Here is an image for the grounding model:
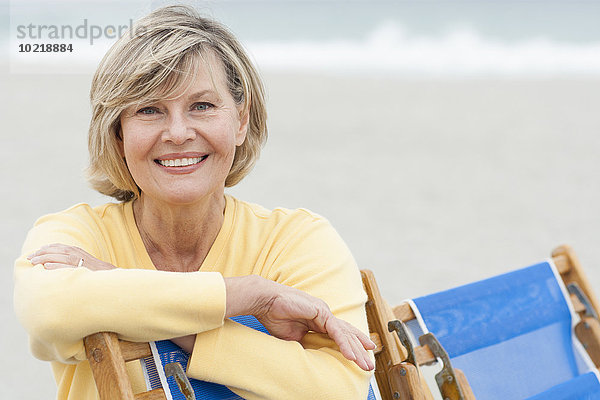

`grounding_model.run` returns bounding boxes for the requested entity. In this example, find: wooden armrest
[393,303,416,323]
[85,332,166,400]
[85,332,136,399]
[120,340,152,362]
